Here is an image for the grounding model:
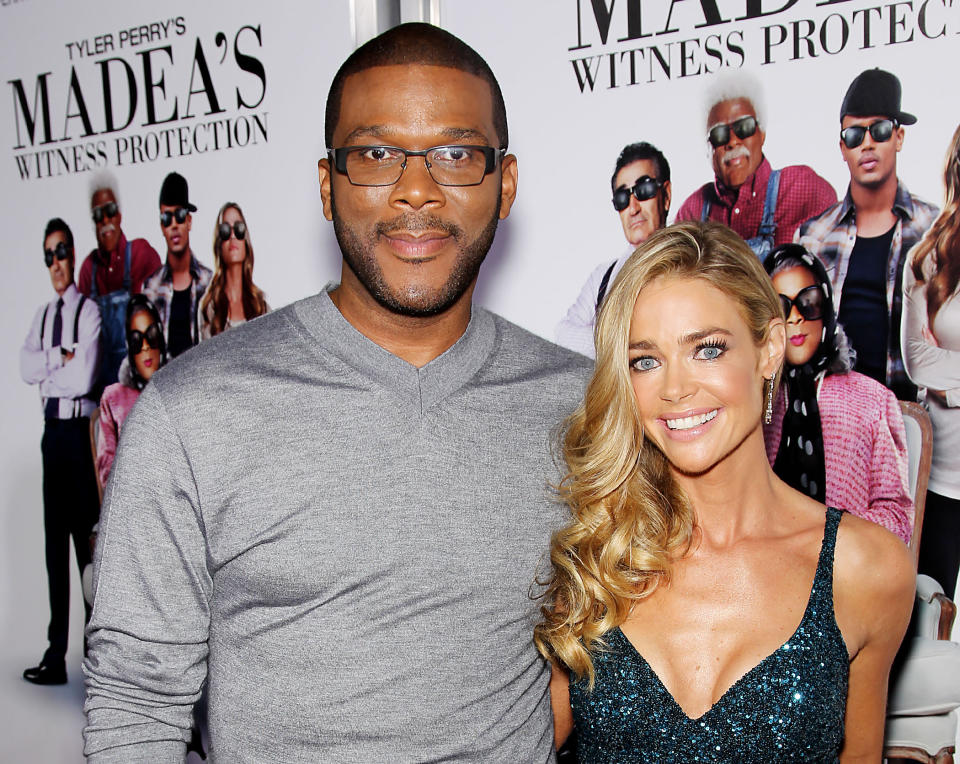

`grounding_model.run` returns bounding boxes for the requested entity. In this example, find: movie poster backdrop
[1,0,958,738]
